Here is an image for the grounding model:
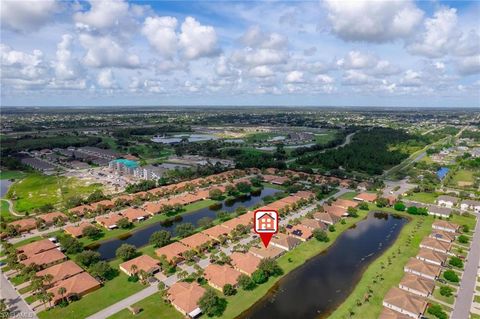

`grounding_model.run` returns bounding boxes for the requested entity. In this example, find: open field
[404,192,438,204]
[1,199,16,222]
[0,170,28,180]
[314,130,338,145]
[451,169,476,186]
[339,192,357,200]
[107,293,183,319]
[6,174,103,212]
